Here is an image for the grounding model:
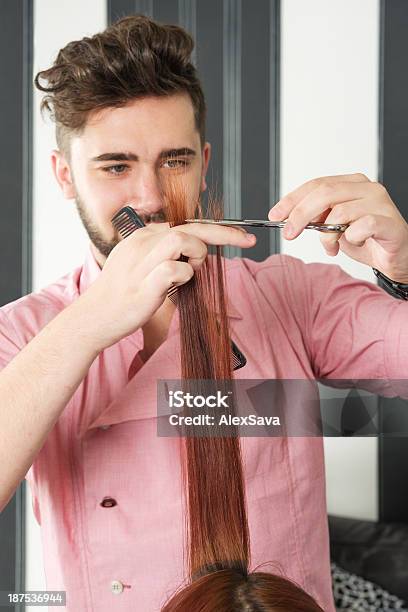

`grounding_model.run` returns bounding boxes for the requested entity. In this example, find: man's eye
[162,158,189,169]
[101,164,129,175]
